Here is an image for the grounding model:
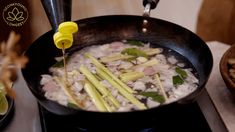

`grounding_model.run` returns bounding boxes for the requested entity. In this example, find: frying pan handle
[41,0,72,31]
[142,0,159,17]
